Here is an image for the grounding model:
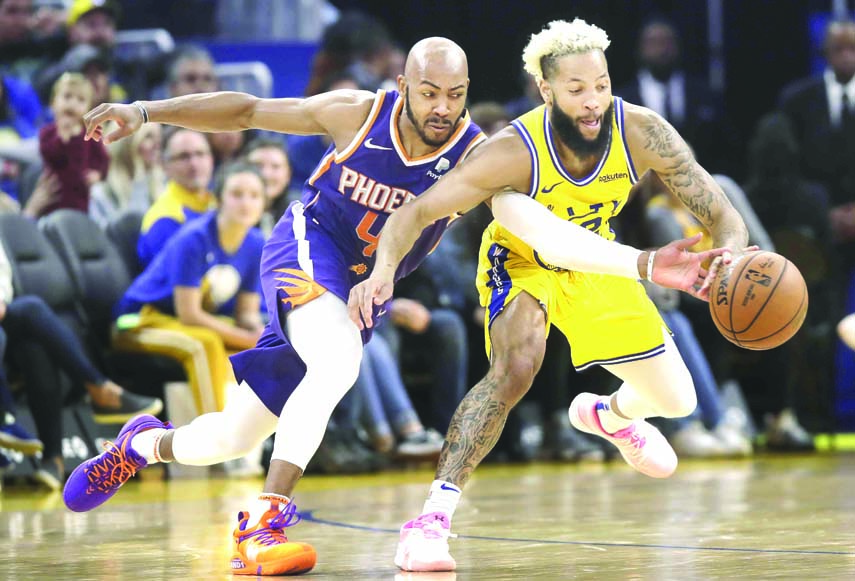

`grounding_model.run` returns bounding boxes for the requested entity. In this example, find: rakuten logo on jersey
[338,166,416,213]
